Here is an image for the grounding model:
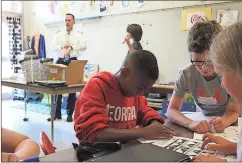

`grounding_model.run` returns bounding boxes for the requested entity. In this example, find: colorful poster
[182,8,212,31]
